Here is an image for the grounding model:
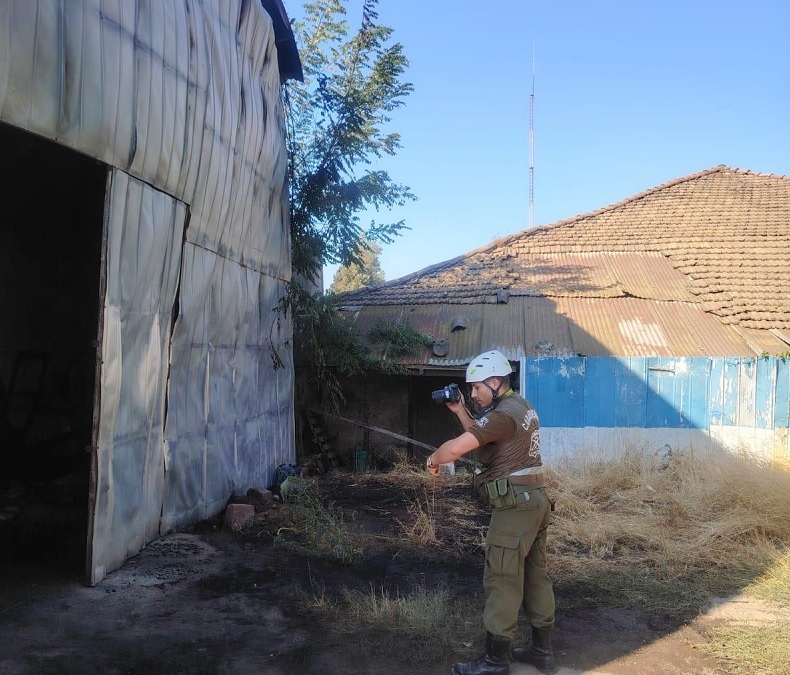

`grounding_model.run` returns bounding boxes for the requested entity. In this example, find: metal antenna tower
[529,44,535,229]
